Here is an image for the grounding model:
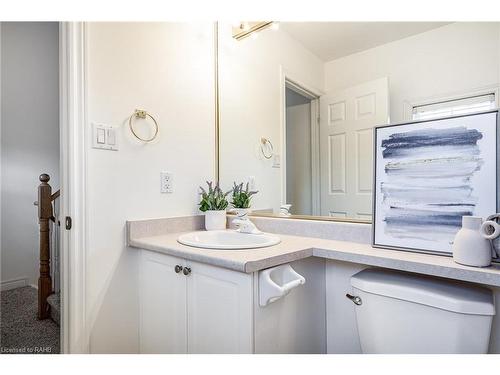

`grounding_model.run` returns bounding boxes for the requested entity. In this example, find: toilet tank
[350,268,495,354]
